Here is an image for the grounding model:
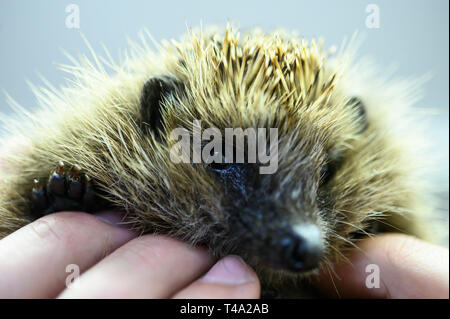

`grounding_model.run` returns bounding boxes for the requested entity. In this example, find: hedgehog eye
[320,160,339,185]
[347,97,368,133]
[140,75,183,140]
[320,164,331,184]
